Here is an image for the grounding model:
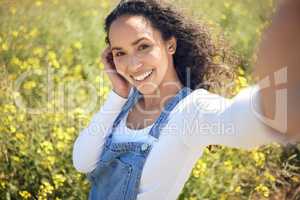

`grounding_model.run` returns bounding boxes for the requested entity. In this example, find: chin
[136,84,160,96]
